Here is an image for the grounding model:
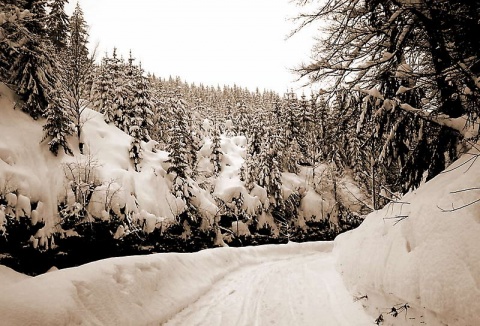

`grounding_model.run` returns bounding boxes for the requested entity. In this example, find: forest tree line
[1,0,479,273]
